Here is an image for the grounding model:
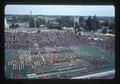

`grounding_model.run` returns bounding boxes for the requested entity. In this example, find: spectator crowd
[5,31,114,54]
